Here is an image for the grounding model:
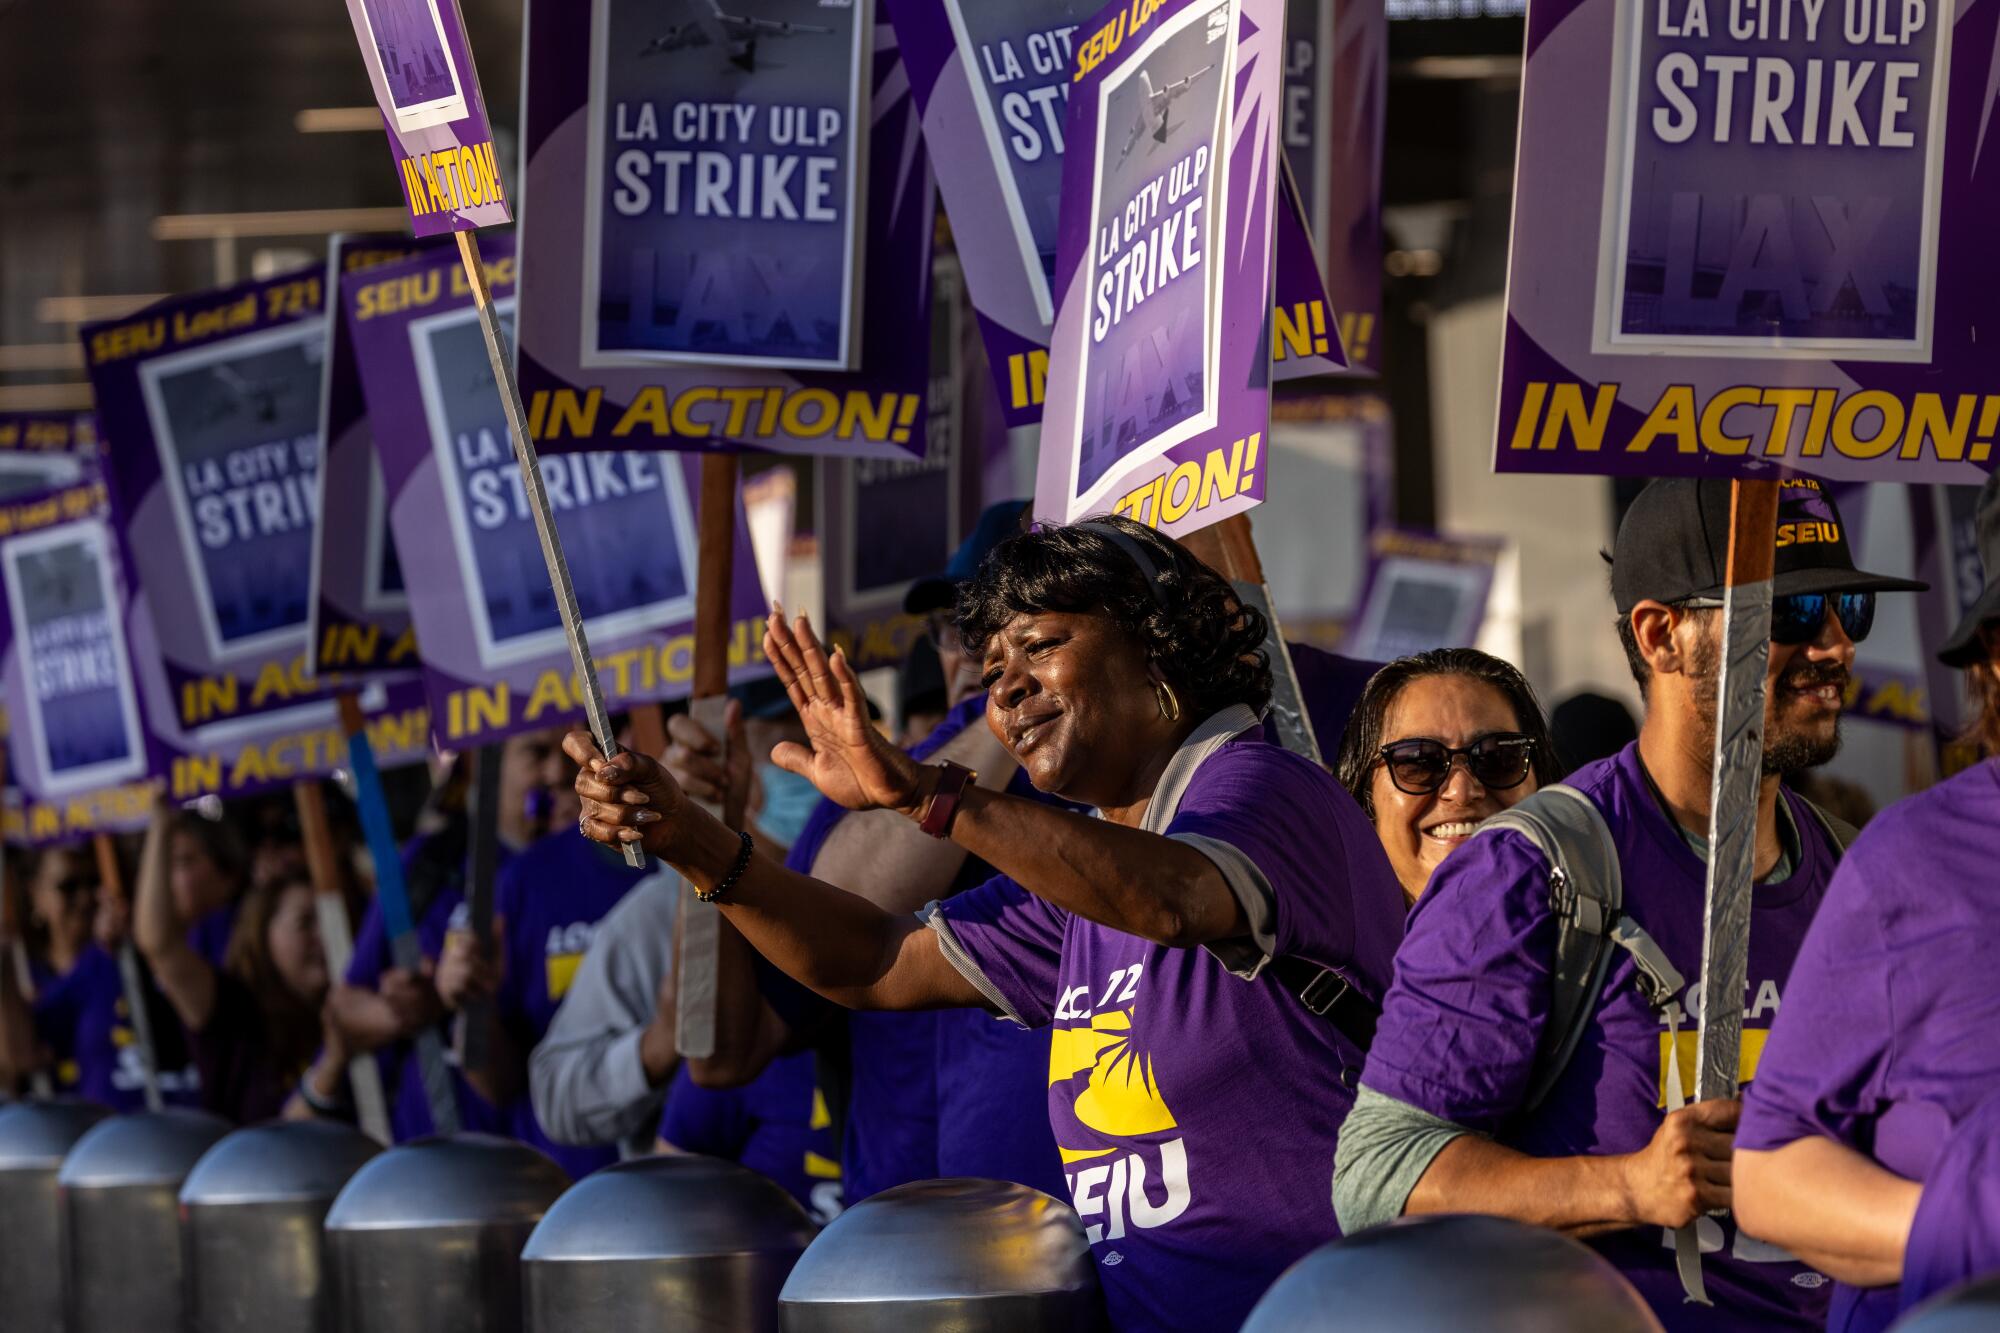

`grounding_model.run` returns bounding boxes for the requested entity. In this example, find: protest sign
[517,0,936,457]
[1341,526,1504,663]
[82,276,433,802]
[309,234,443,685]
[1495,0,1998,484]
[347,241,771,748]
[1033,0,1290,535]
[1284,0,1386,370]
[0,413,96,500]
[888,0,1348,425]
[0,479,157,844]
[339,0,511,236]
[820,256,982,670]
